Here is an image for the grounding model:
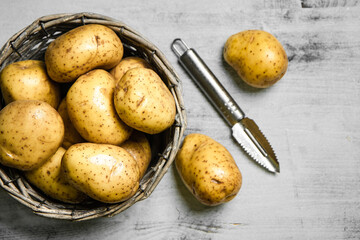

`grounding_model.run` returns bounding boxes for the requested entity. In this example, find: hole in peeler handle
[171,38,190,58]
